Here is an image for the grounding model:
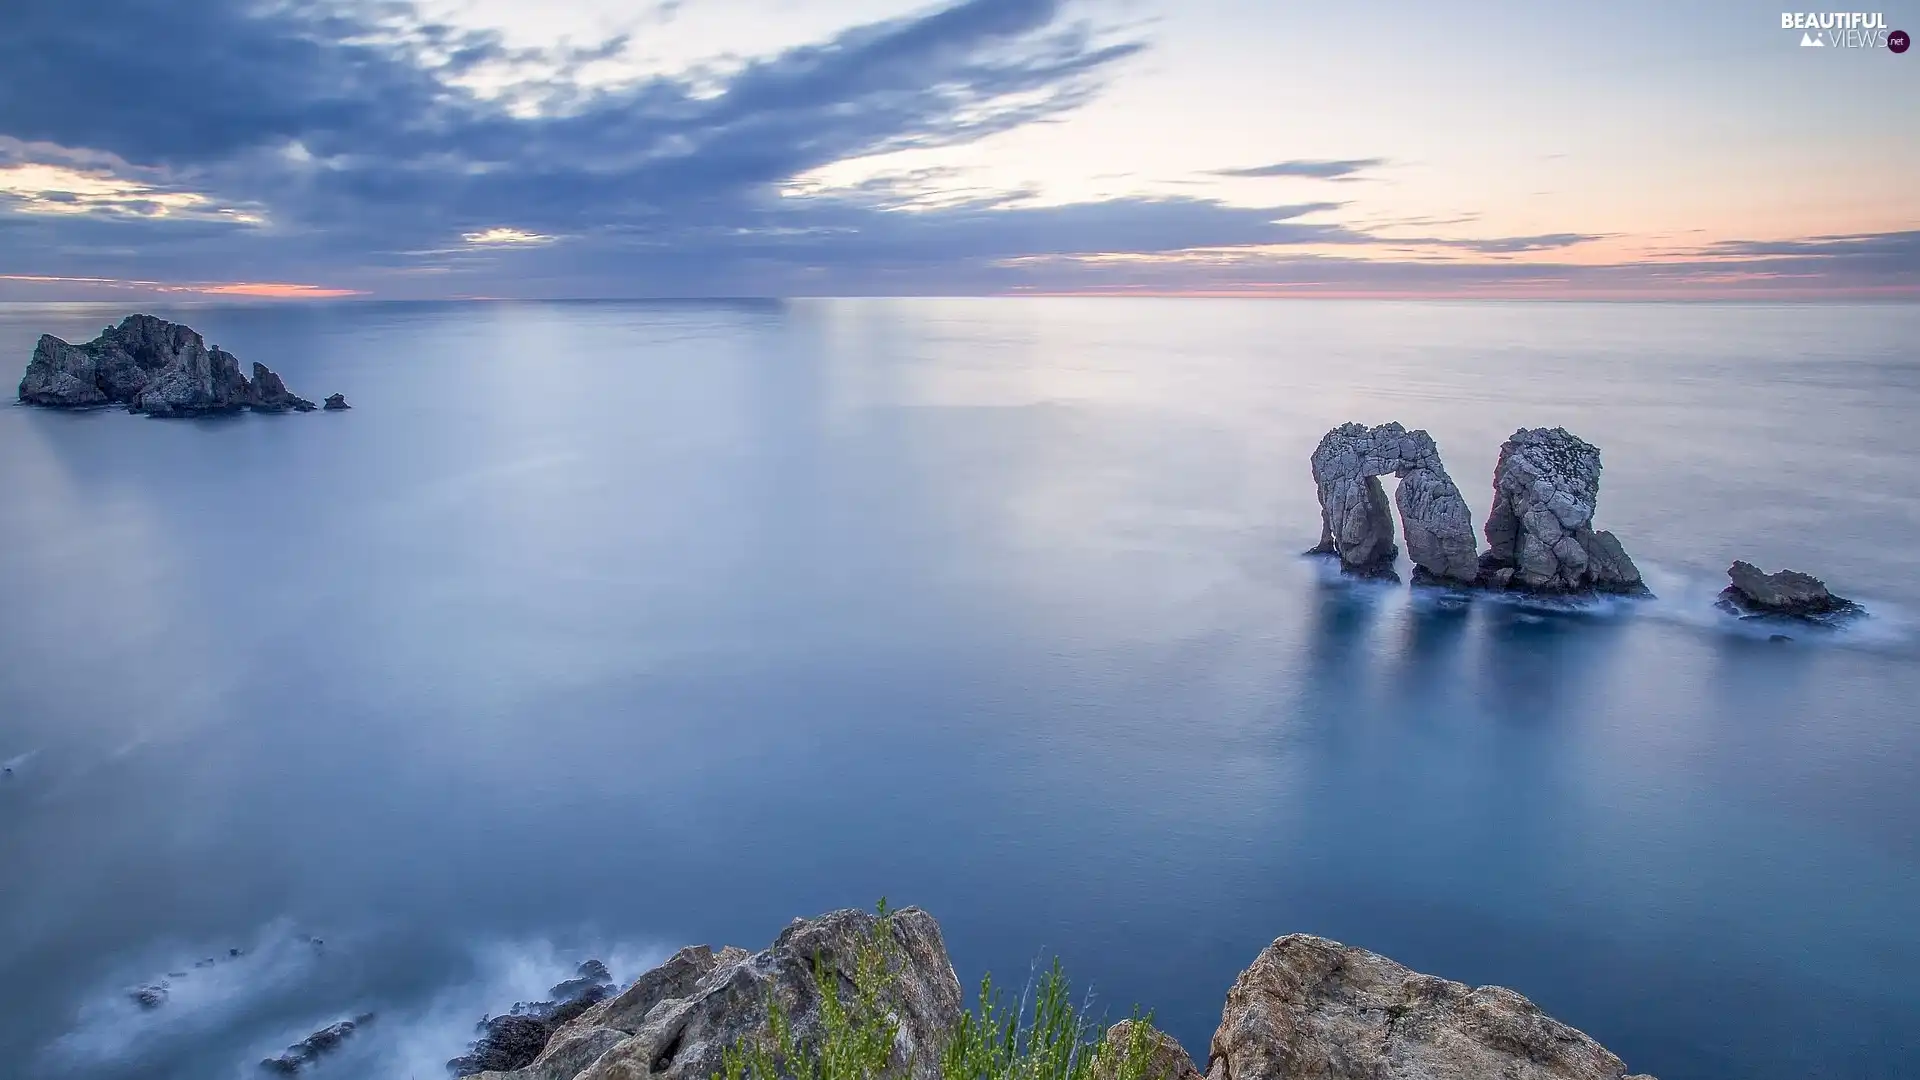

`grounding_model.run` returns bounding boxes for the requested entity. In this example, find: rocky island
[16,314,341,417]
[1717,561,1864,625]
[1308,423,1647,597]
[440,905,1654,1080]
